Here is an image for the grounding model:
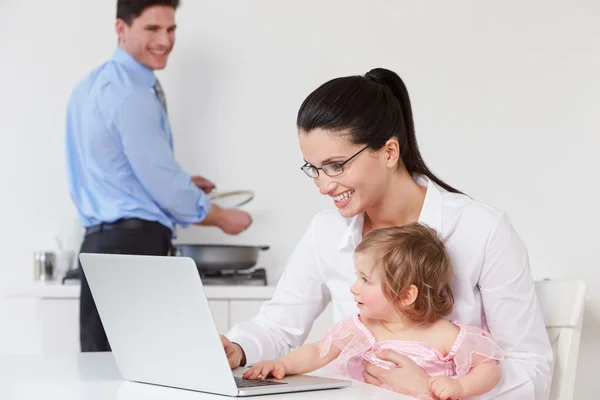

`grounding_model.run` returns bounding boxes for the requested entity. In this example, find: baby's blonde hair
[355,223,454,324]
